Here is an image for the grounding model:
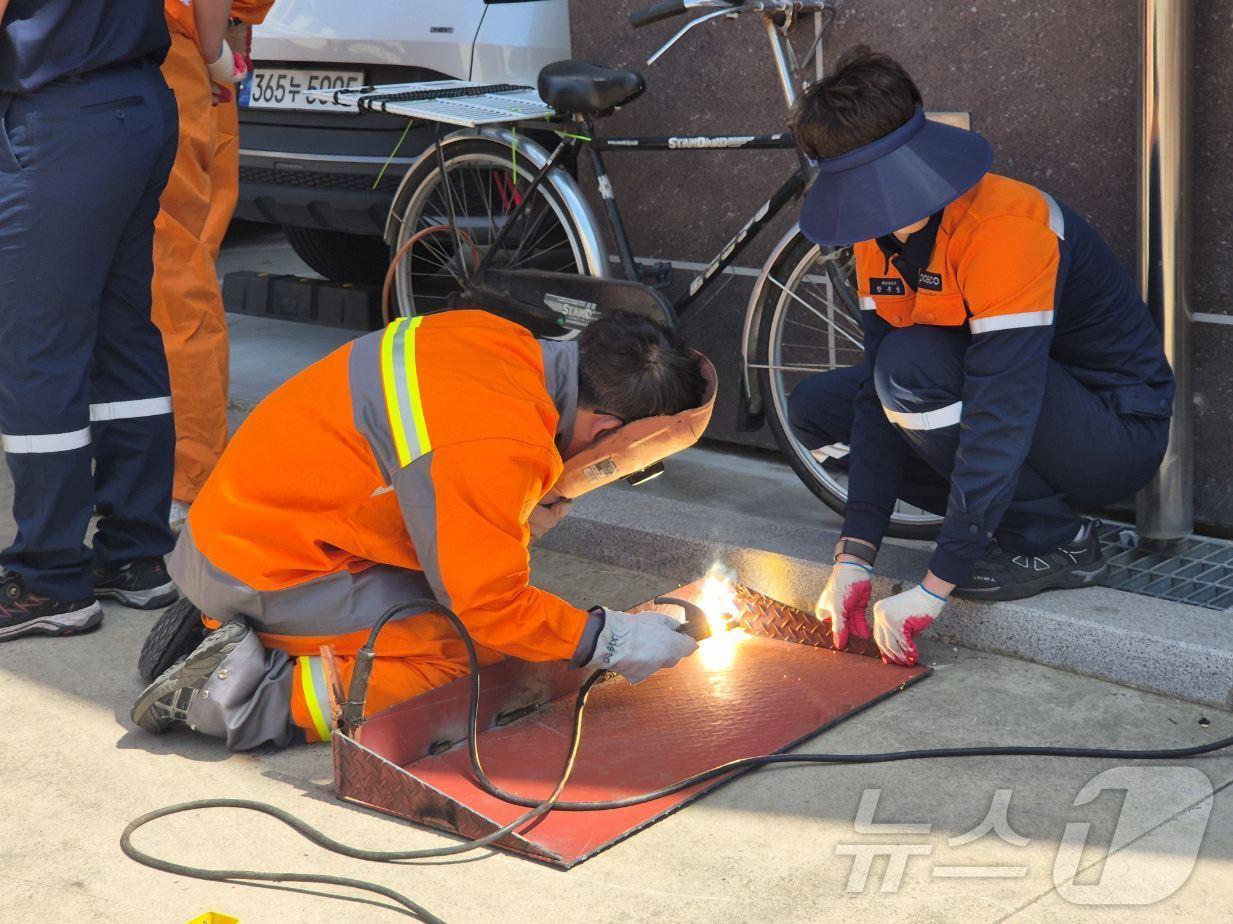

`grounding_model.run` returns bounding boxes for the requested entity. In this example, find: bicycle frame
[461,7,817,326]
[584,136,807,318]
